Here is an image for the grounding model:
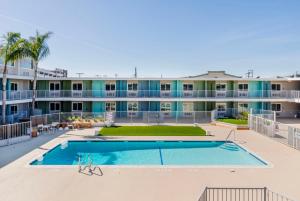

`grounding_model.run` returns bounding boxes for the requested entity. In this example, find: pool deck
[0,125,300,201]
